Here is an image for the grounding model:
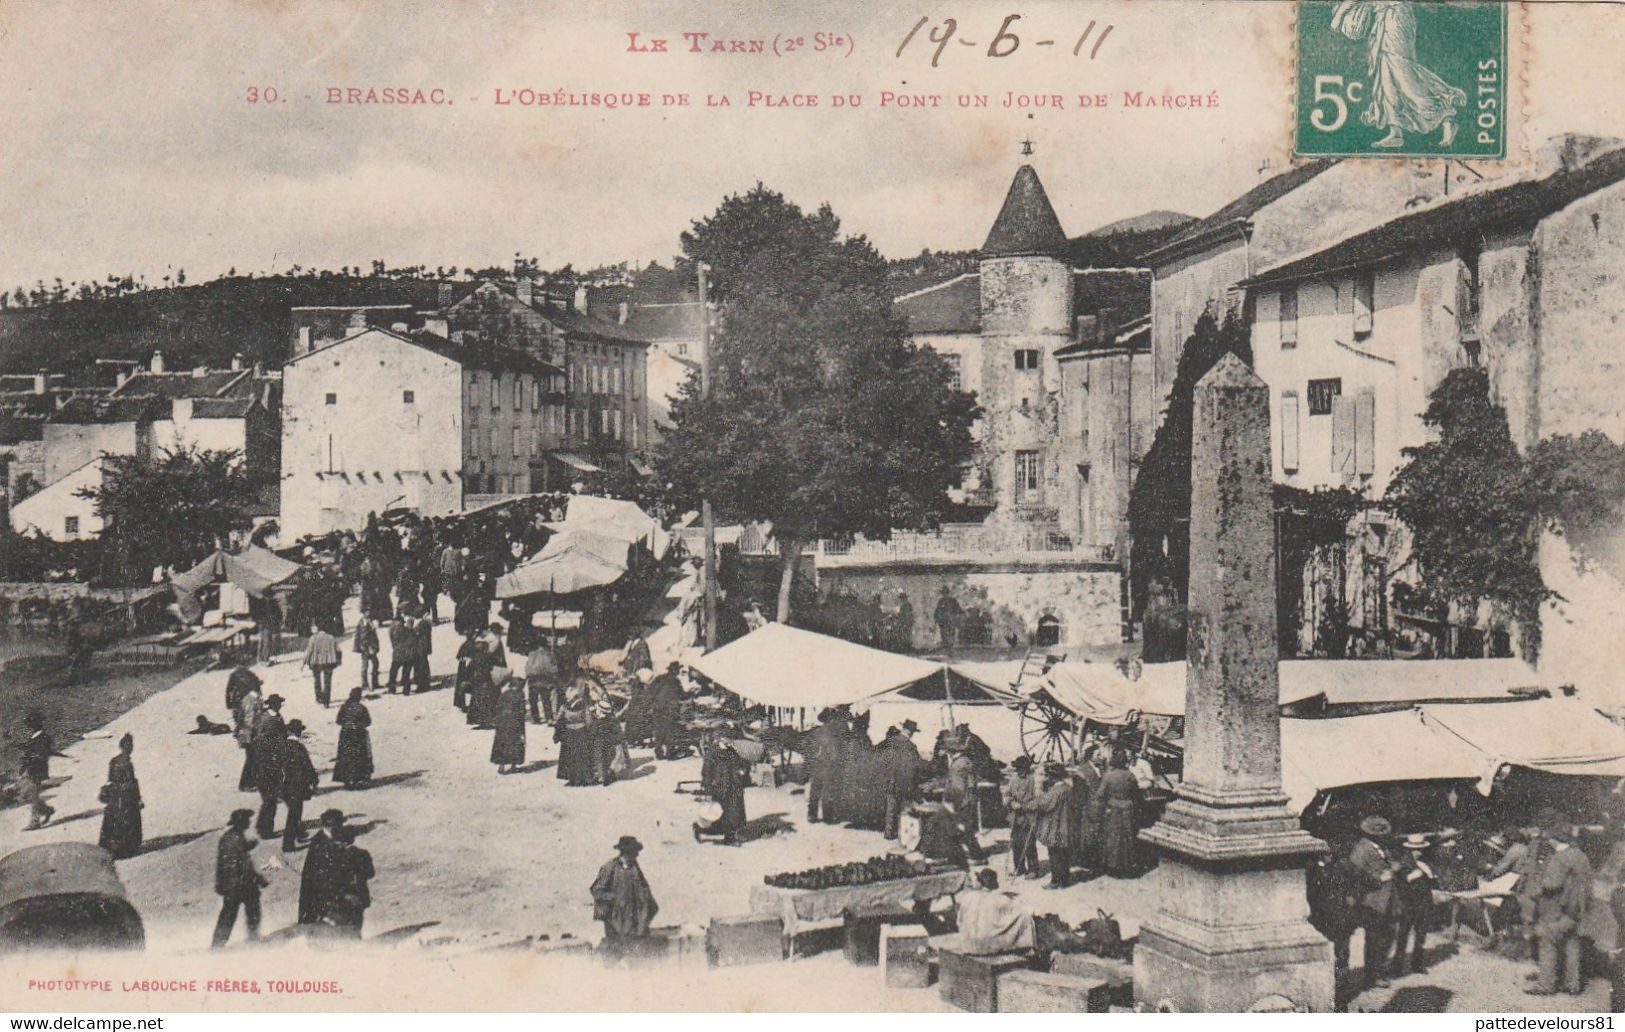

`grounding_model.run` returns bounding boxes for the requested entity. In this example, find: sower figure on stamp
[212,808,268,948]
[1330,0,1465,149]
[591,836,658,964]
